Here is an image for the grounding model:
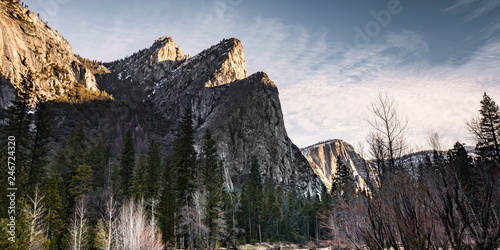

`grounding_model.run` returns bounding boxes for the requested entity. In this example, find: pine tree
[158,155,176,246]
[478,93,500,158]
[88,133,110,190]
[173,108,197,207]
[171,108,197,246]
[331,156,347,198]
[28,99,51,190]
[239,159,264,243]
[201,131,224,248]
[69,164,94,201]
[67,124,88,167]
[130,155,146,200]
[45,174,66,249]
[263,179,280,241]
[119,130,135,197]
[448,142,475,192]
[1,71,35,196]
[144,140,161,200]
[331,156,355,202]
